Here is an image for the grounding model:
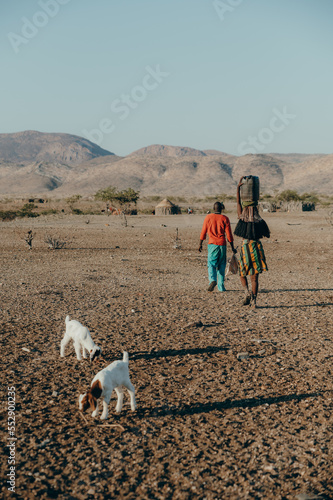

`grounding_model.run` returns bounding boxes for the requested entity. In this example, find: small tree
[94,186,139,213]
[277,190,301,202]
[66,194,82,214]
[24,230,35,249]
[19,203,39,218]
